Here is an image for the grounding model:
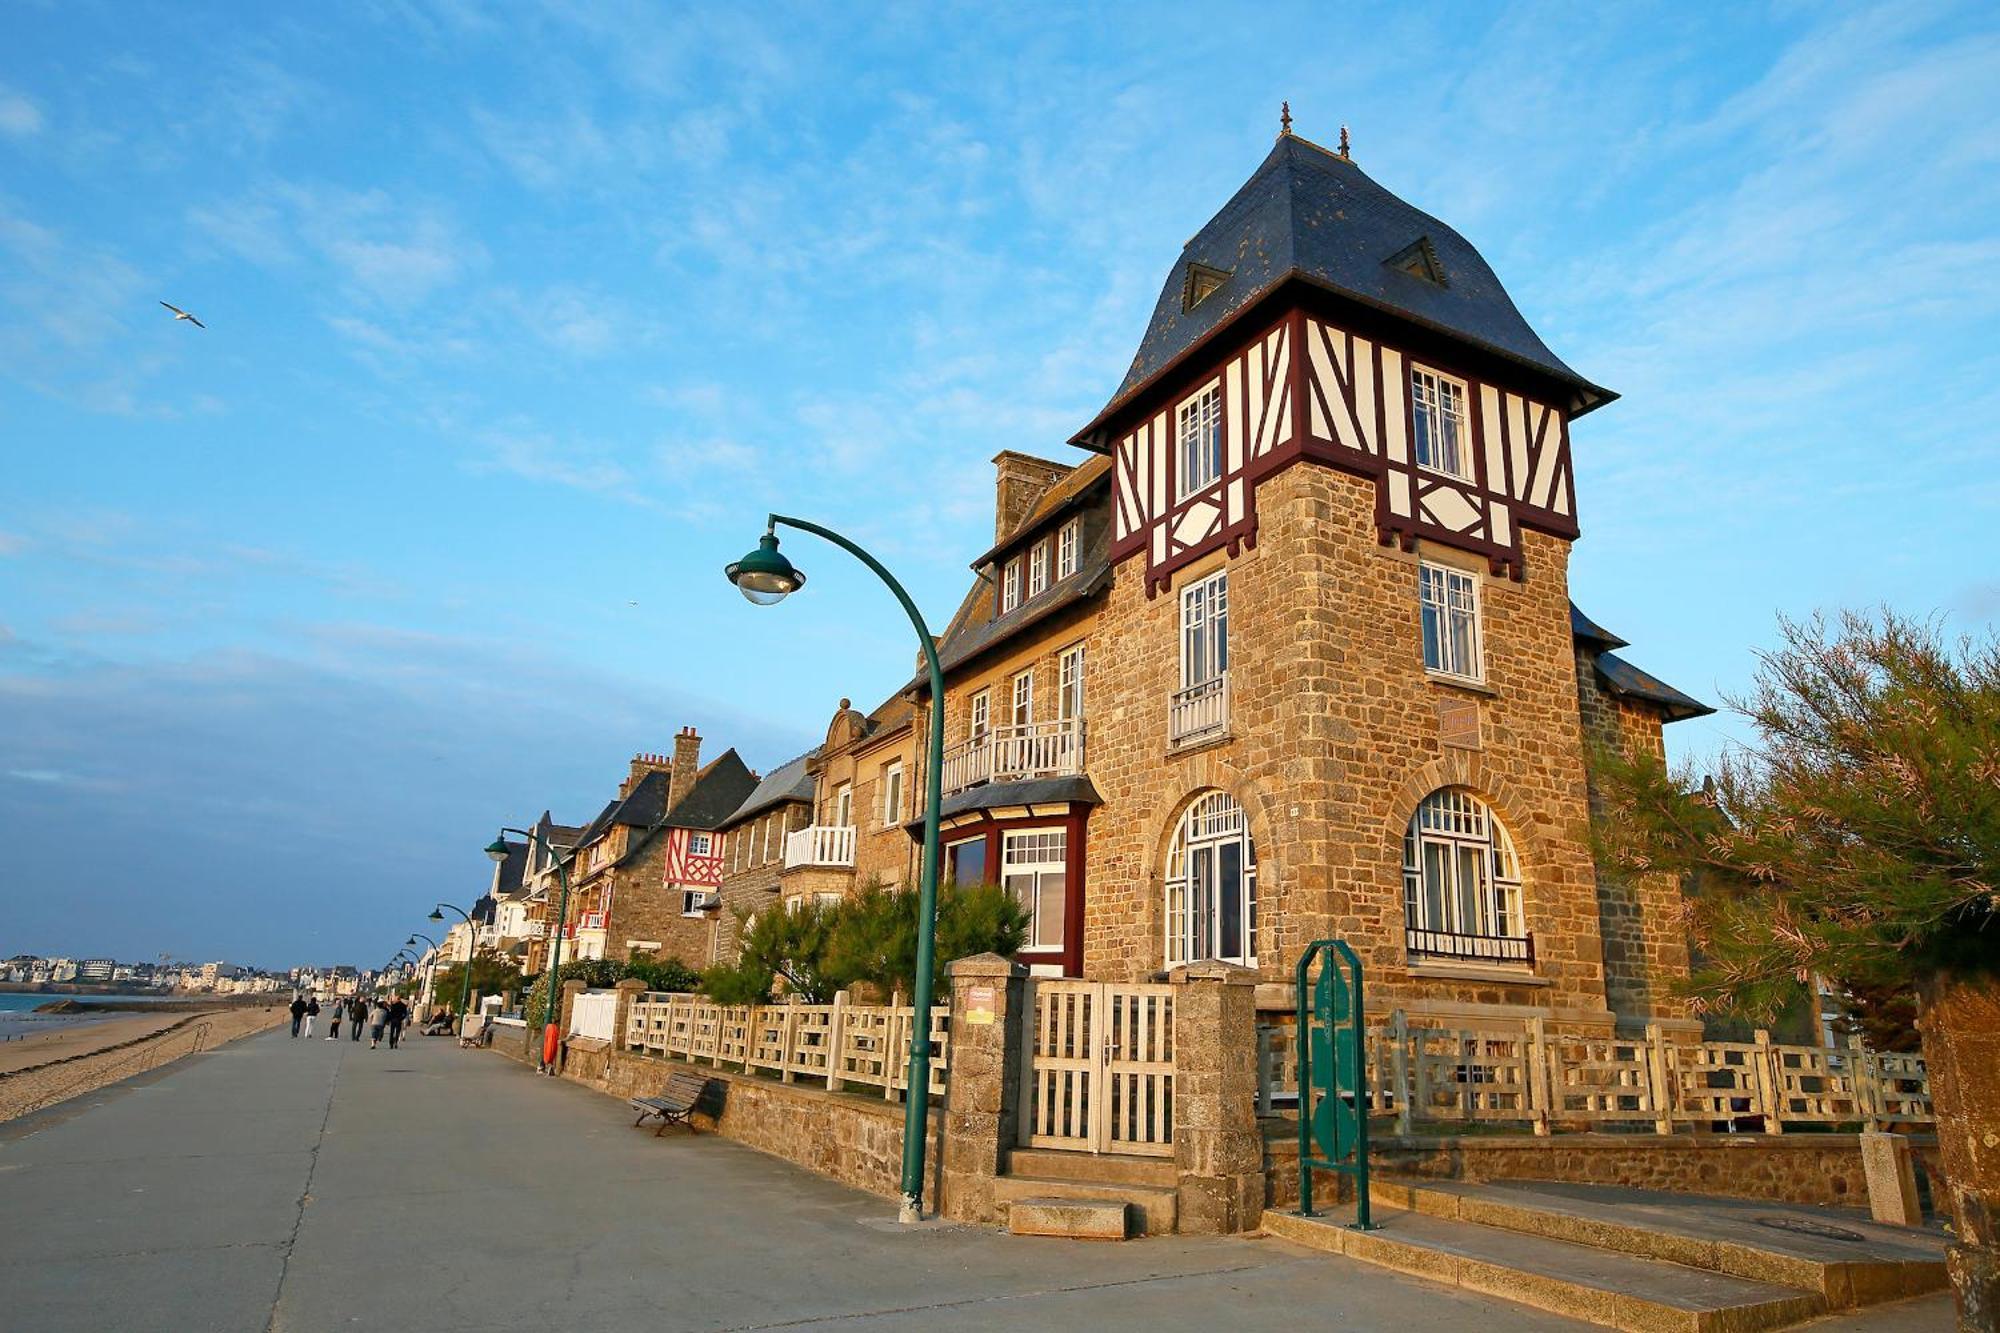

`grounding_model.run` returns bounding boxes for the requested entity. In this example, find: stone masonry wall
[1576,648,1693,1024]
[600,833,713,969]
[1083,463,1618,1027]
[538,1043,941,1209]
